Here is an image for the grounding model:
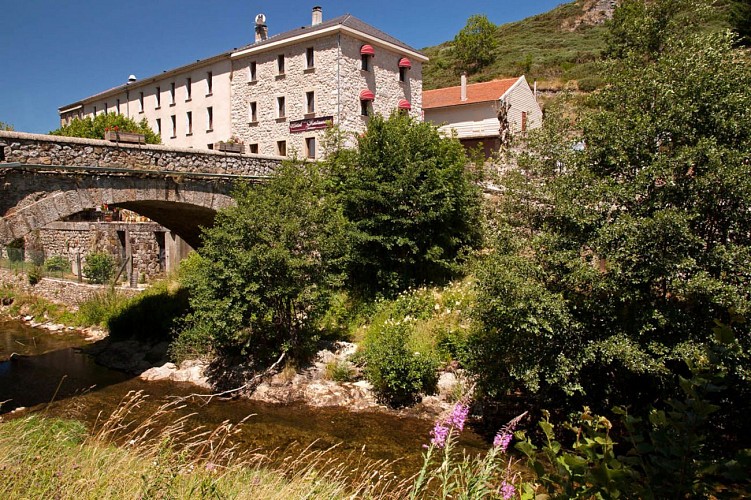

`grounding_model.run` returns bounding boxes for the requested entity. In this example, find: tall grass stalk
[0,391,414,499]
